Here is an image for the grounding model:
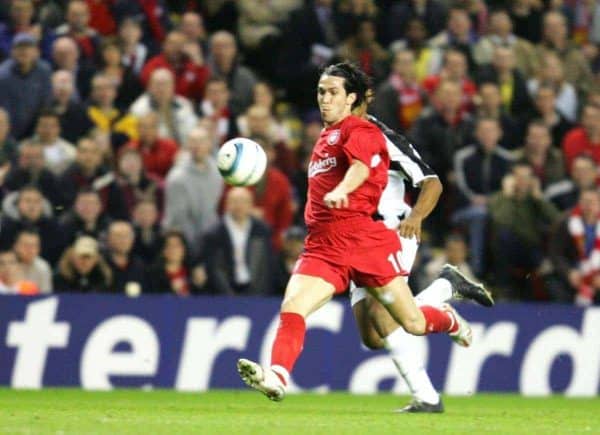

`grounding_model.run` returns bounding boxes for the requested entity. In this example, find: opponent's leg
[368,277,472,346]
[238,274,336,401]
[351,287,385,349]
[366,299,441,411]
